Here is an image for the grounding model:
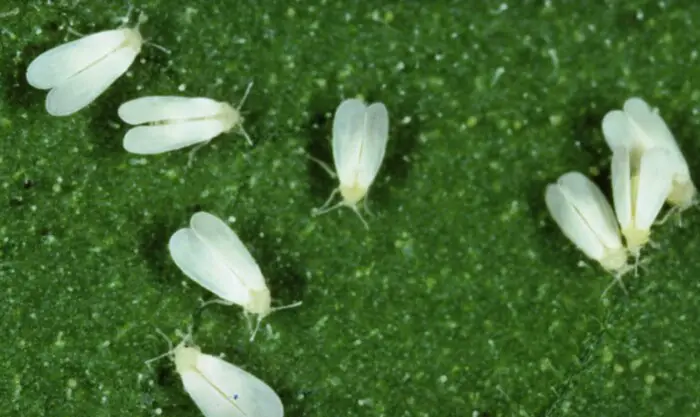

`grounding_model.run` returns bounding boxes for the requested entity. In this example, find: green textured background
[2,1,700,416]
